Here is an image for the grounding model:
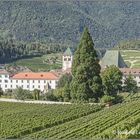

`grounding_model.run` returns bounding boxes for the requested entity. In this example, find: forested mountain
[0,36,68,63]
[0,1,140,48]
[114,39,140,50]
